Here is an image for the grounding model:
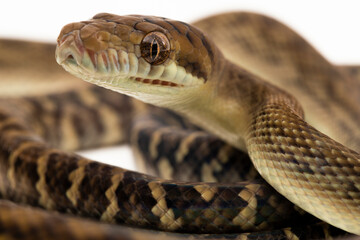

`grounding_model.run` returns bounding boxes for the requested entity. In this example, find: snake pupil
[150,40,159,61]
[141,32,170,65]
